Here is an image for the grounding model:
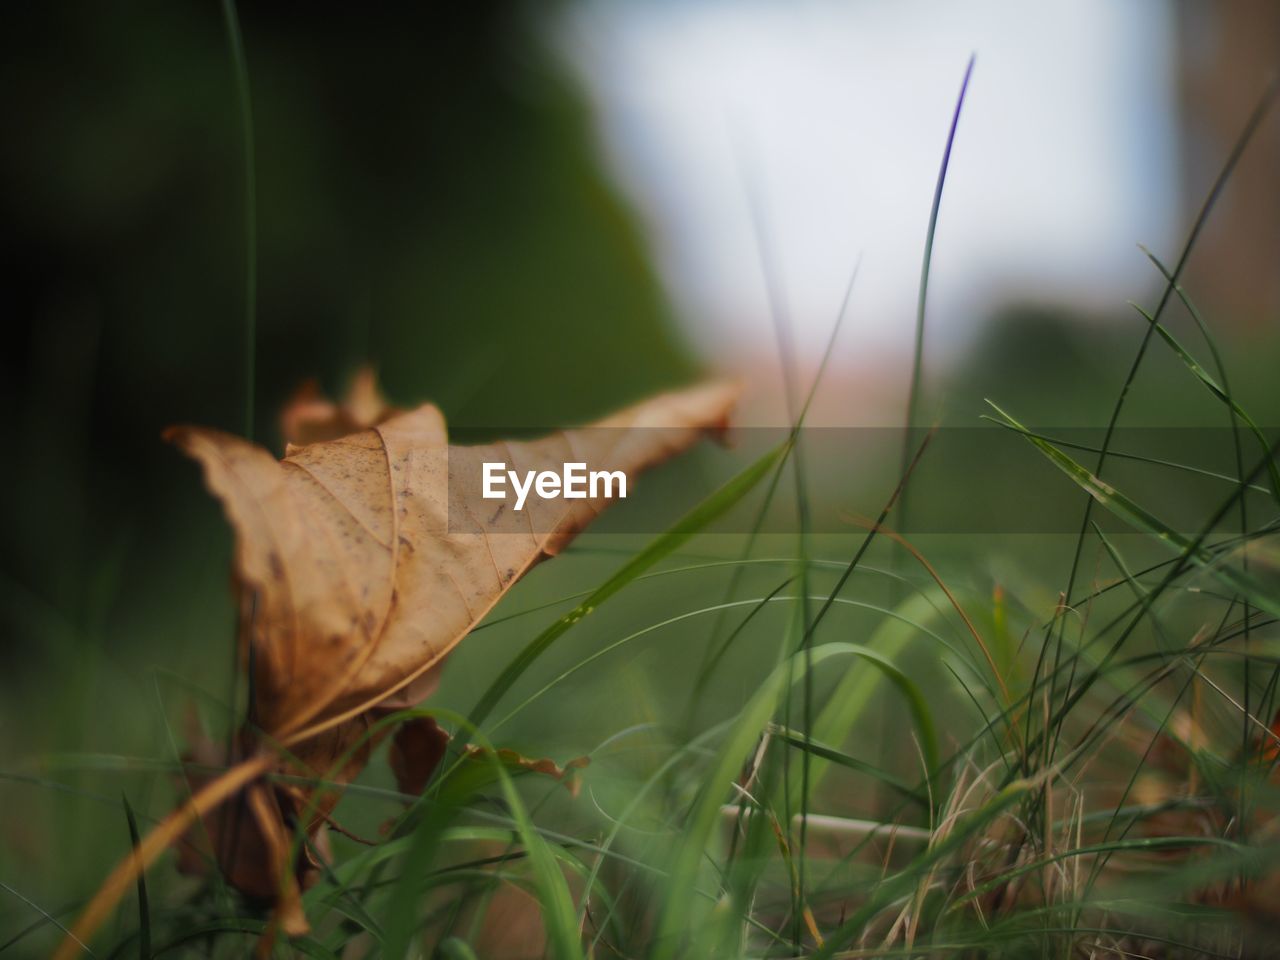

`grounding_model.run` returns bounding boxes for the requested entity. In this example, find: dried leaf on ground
[161,377,737,926]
